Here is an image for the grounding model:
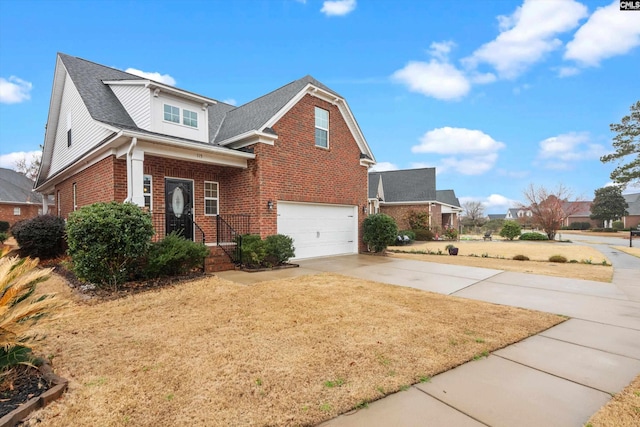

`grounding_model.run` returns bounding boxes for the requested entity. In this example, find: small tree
[522,184,580,240]
[14,150,42,181]
[363,213,398,253]
[500,221,522,241]
[600,101,640,188]
[405,210,429,230]
[66,202,154,288]
[590,186,628,227]
[461,201,485,230]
